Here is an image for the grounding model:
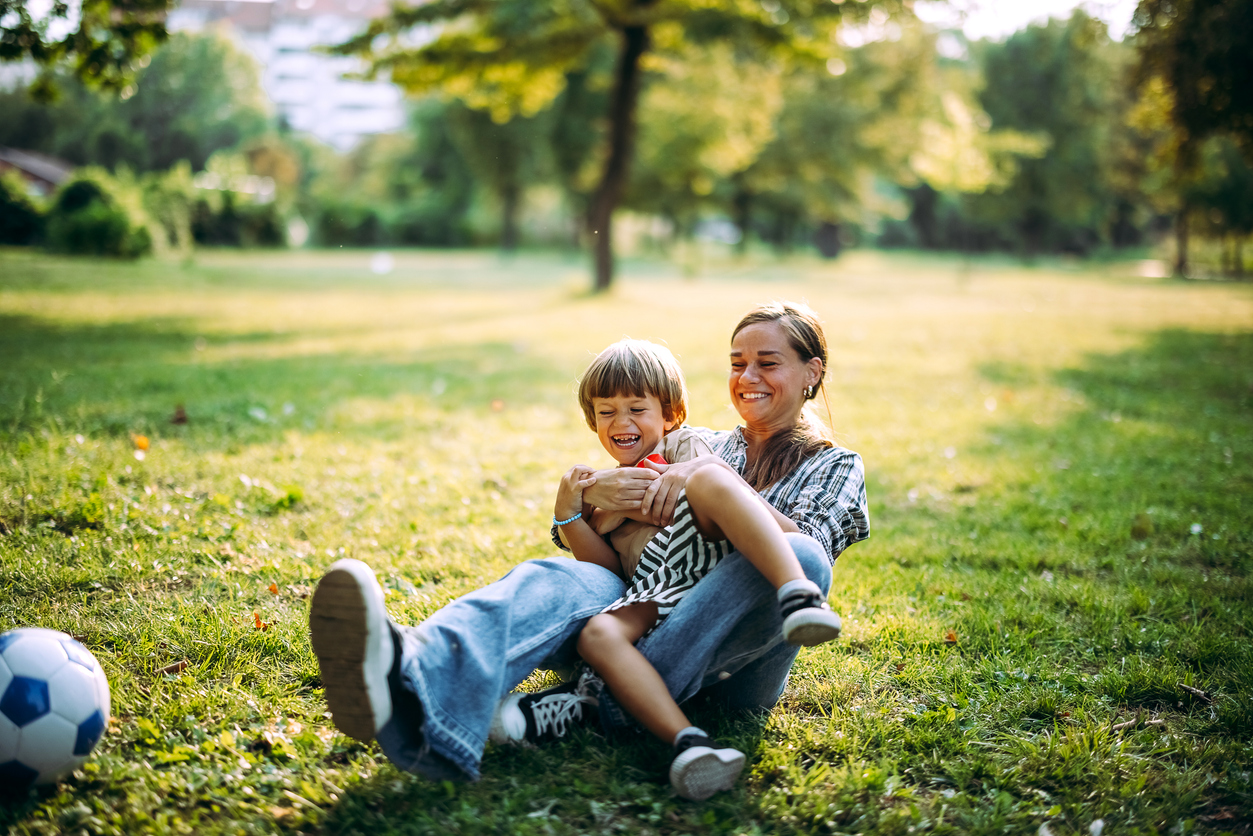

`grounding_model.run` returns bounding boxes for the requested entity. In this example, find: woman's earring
[804,385,814,399]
